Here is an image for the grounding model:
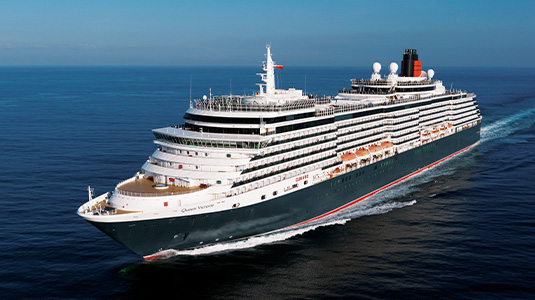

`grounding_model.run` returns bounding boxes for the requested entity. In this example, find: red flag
[275,65,283,70]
